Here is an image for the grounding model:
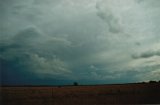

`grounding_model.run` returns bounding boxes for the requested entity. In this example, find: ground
[1,83,160,105]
